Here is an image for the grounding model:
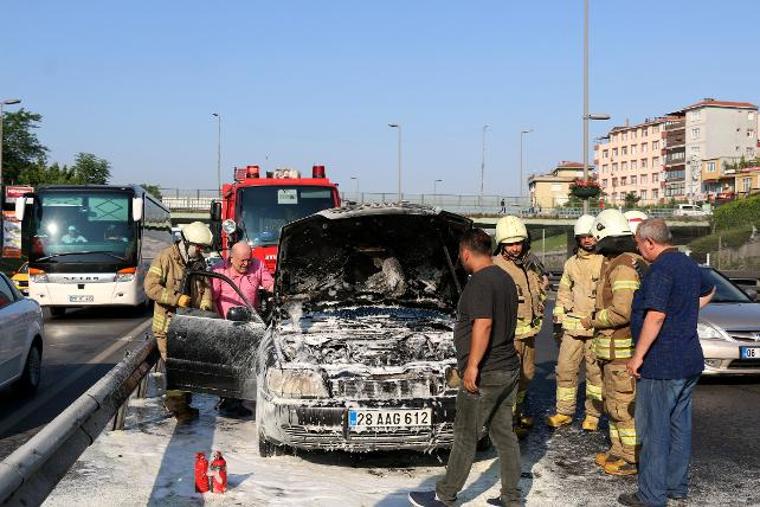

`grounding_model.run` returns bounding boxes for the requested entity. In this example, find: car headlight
[266,368,329,399]
[29,268,49,283]
[115,267,136,282]
[697,322,728,341]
